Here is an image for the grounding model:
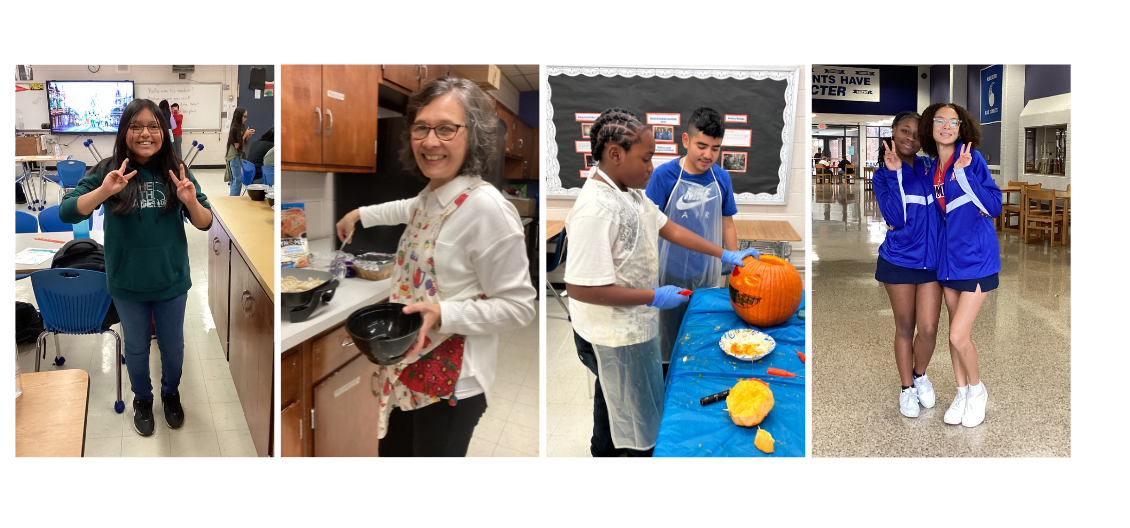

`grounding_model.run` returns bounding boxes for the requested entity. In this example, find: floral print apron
[376,181,489,439]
